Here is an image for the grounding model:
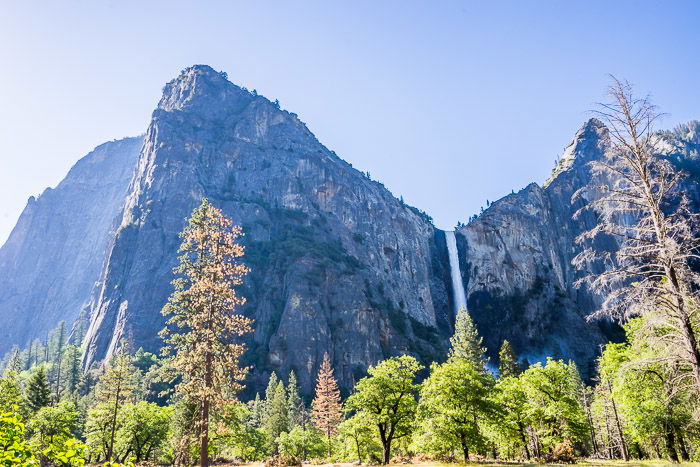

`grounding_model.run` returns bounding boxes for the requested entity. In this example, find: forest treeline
[2,79,700,466]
